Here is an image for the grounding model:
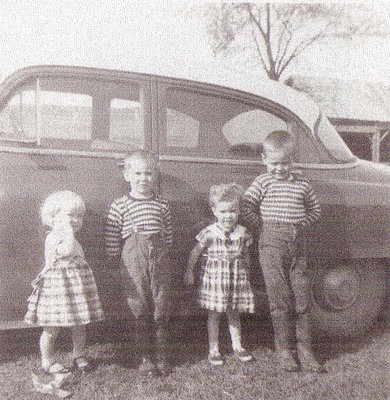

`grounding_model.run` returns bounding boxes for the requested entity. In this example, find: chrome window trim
[0,145,361,169]
[35,78,41,145]
[159,154,361,170]
[0,145,127,160]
